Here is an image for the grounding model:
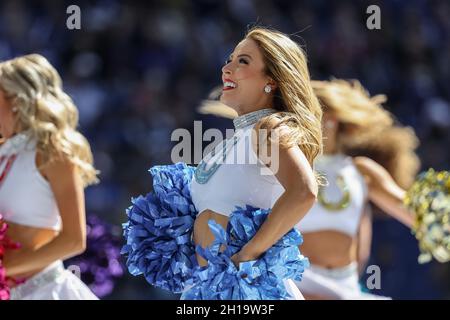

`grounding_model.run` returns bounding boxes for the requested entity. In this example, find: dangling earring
[264,85,272,94]
[12,107,18,113]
